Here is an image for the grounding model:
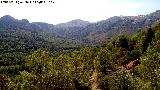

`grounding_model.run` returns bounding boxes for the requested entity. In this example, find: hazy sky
[0,0,160,24]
